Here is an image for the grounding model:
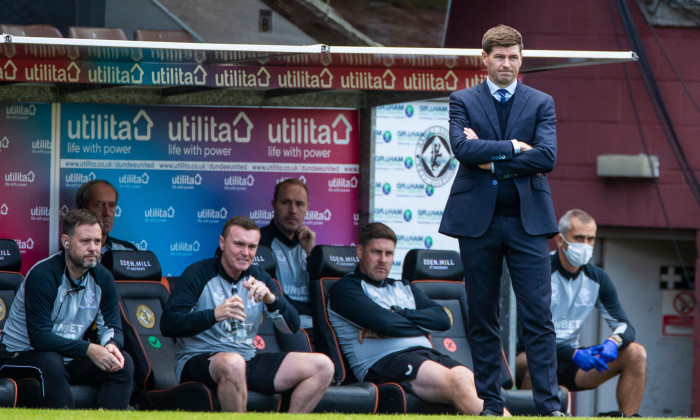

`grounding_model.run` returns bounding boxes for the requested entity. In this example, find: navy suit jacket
[439,81,558,238]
